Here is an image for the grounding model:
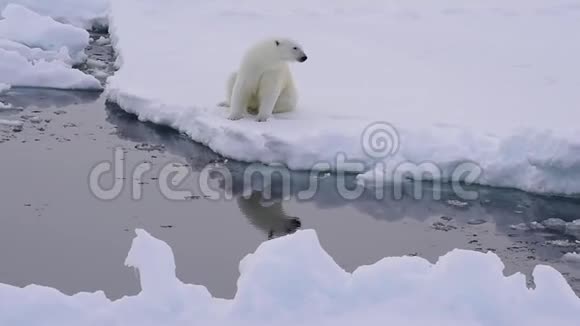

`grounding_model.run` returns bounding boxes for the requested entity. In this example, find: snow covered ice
[0,3,103,90]
[0,4,89,63]
[0,0,109,29]
[1,229,580,326]
[106,0,580,197]
[0,47,101,89]
[0,39,74,65]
